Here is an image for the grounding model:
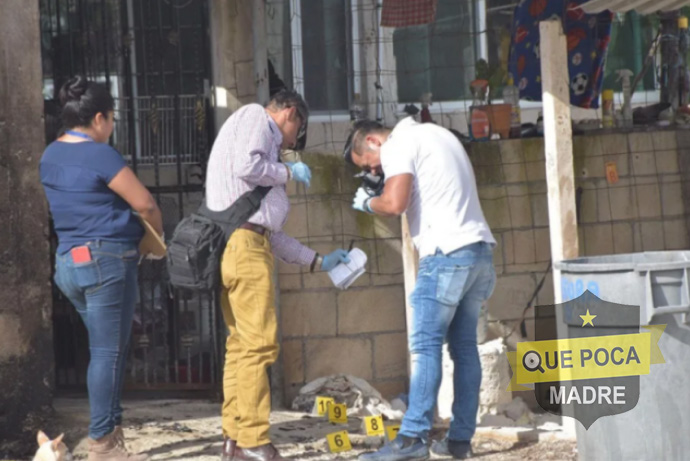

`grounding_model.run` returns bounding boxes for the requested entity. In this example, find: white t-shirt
[380,117,496,258]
